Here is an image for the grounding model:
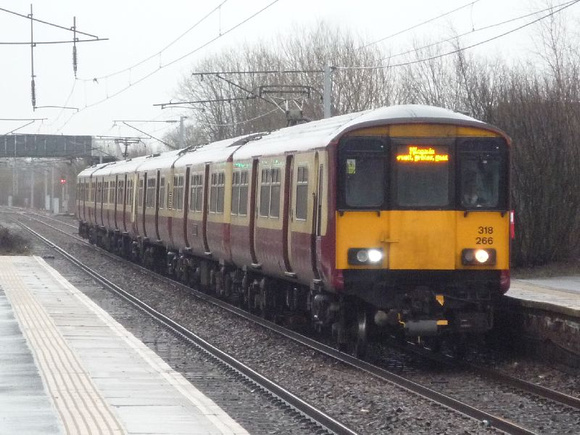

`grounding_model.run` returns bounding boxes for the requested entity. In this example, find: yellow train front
[326,107,511,351]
